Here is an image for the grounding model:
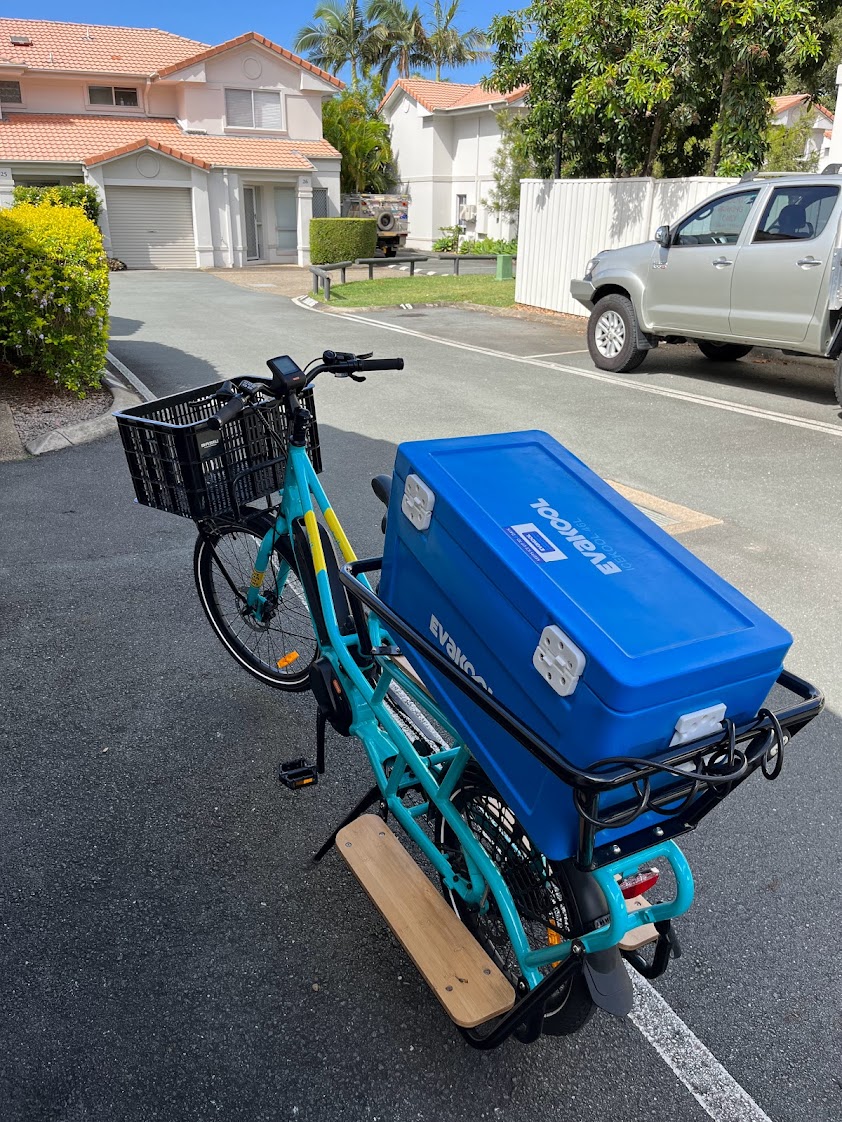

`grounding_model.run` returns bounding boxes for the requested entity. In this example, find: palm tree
[294,1,375,86]
[367,0,432,84]
[427,0,488,81]
[323,87,395,192]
